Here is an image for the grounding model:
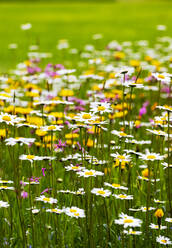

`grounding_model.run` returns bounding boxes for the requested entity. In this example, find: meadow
[1,0,172,71]
[0,0,172,247]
